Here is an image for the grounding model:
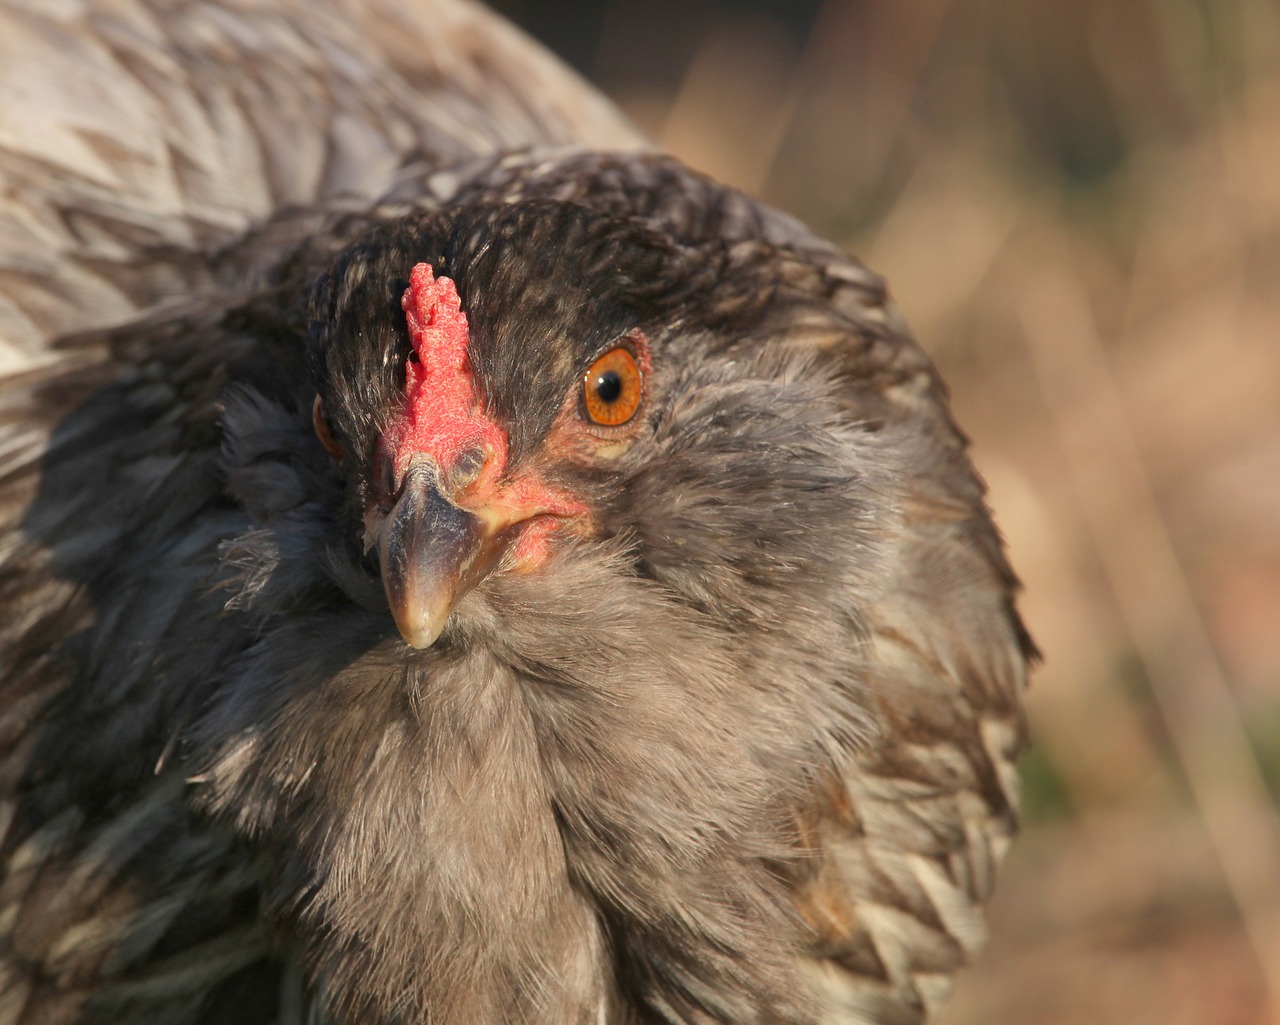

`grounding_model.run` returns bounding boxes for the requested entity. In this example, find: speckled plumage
[0,3,1033,1024]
